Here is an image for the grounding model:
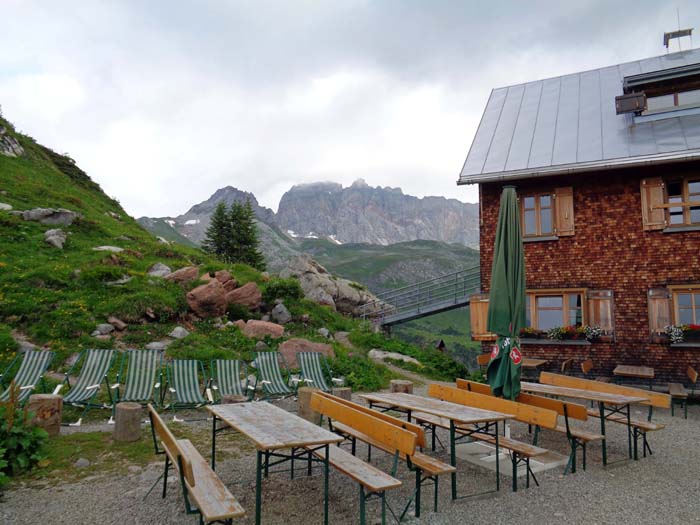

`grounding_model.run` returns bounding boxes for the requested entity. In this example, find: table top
[522,358,548,368]
[207,402,343,451]
[359,392,512,424]
[613,365,655,379]
[520,382,649,406]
